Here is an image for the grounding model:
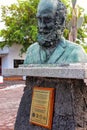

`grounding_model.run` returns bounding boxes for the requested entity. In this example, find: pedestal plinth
[3,64,87,130]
